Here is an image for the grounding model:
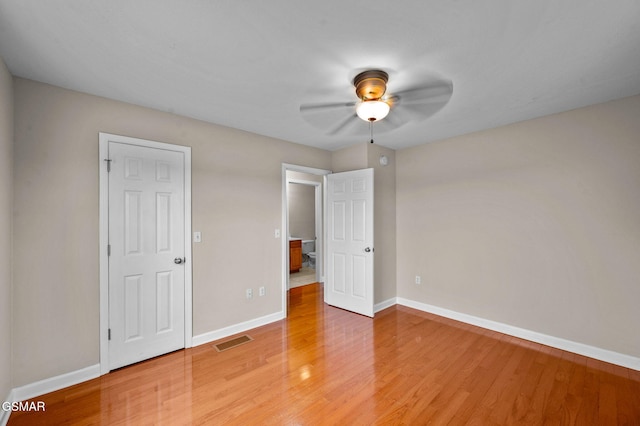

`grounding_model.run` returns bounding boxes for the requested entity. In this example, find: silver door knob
[364,247,371,253]
[174,257,185,264]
